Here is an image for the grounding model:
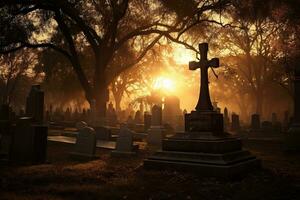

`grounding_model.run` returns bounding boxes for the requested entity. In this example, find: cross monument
[189,43,219,112]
